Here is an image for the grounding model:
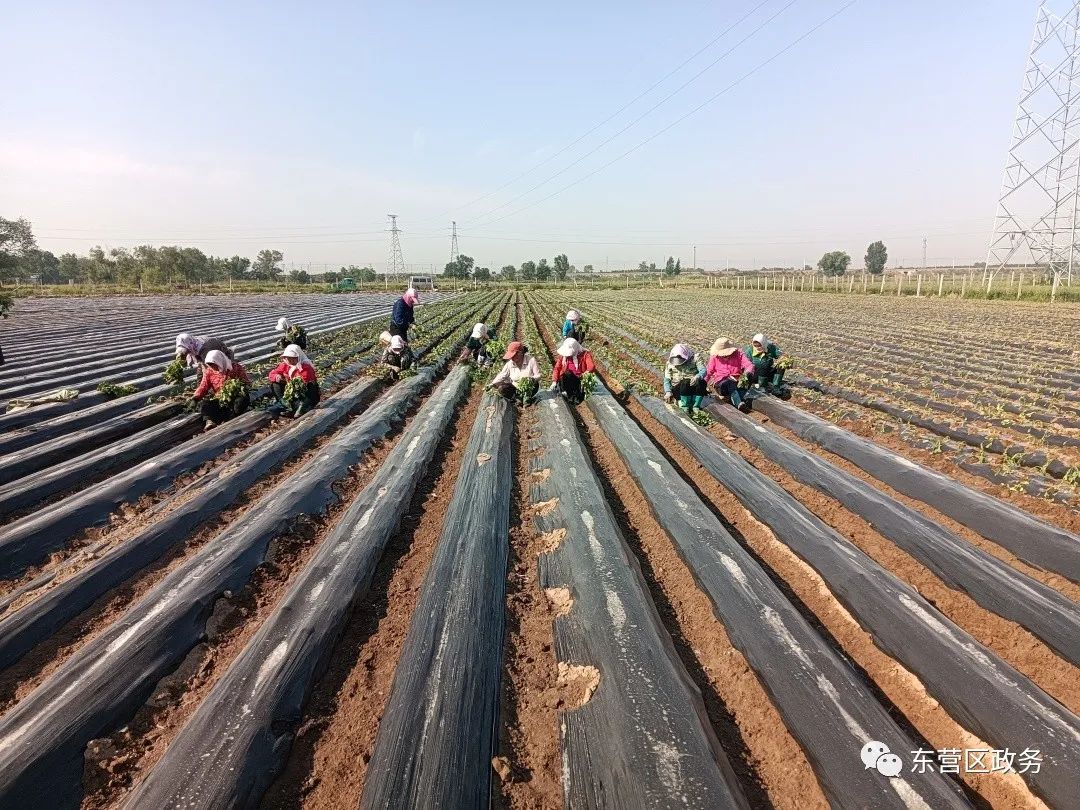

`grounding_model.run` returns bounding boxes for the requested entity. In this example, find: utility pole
[450,221,459,265]
[387,214,406,291]
[922,237,927,270]
[693,245,697,272]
